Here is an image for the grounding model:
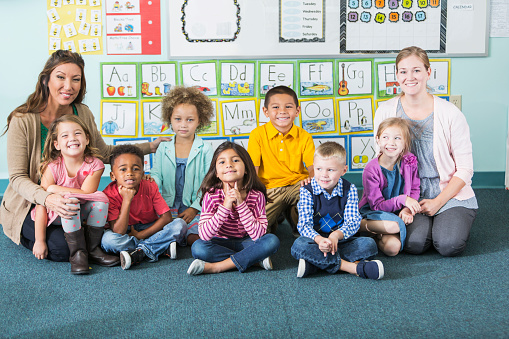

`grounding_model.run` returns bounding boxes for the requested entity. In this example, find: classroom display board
[167,0,489,58]
[100,57,450,172]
